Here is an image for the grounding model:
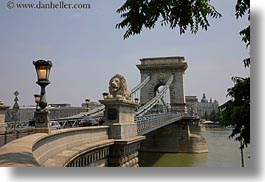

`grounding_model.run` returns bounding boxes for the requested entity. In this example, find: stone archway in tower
[153,83,170,113]
[137,56,188,113]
